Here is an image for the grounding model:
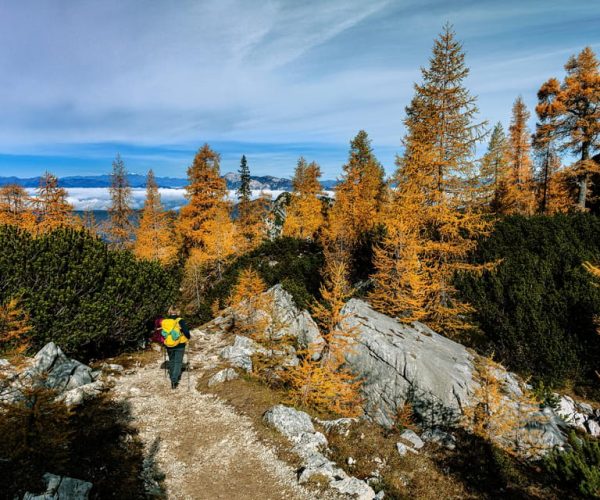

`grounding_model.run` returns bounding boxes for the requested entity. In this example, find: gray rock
[340,299,567,454]
[101,363,124,373]
[207,368,239,387]
[263,404,315,438]
[23,473,92,499]
[396,442,417,456]
[586,419,600,437]
[399,429,424,450]
[342,299,475,428]
[0,358,11,368]
[219,335,260,372]
[60,381,105,406]
[421,428,456,450]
